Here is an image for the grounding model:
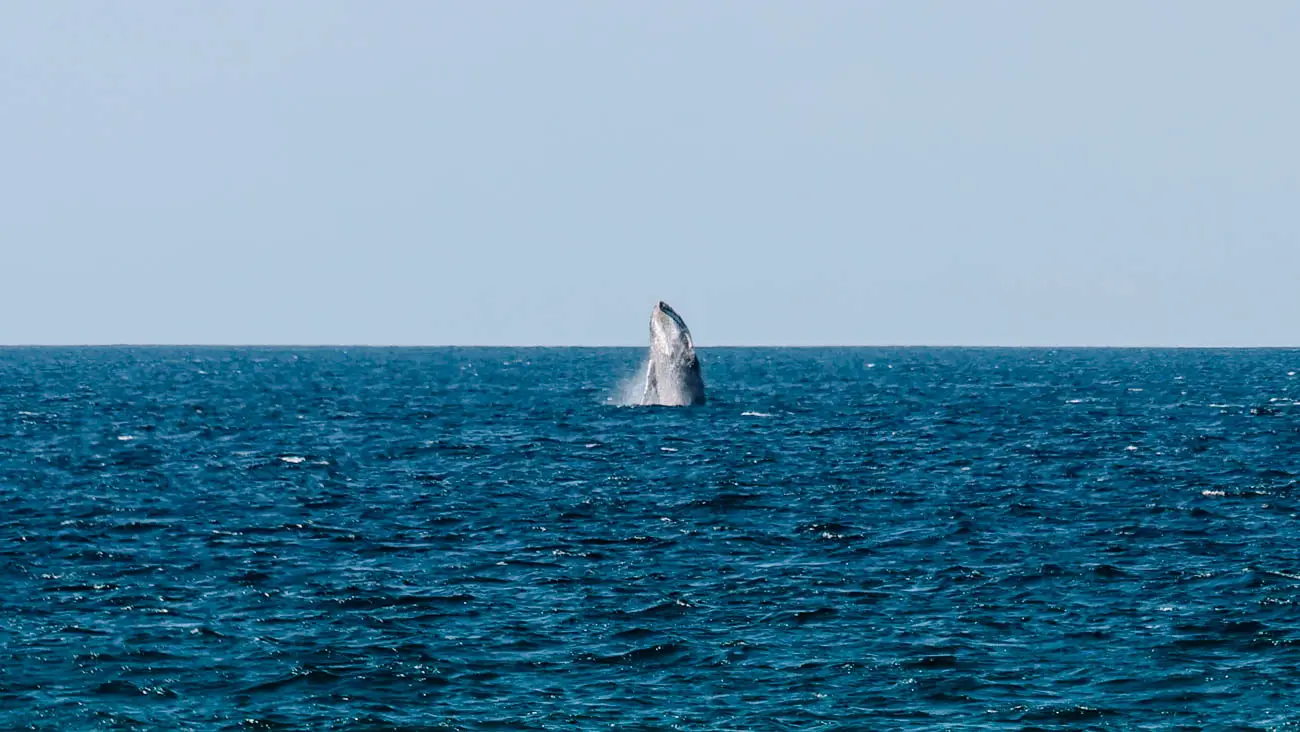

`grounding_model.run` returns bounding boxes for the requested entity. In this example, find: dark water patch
[581,642,689,666]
